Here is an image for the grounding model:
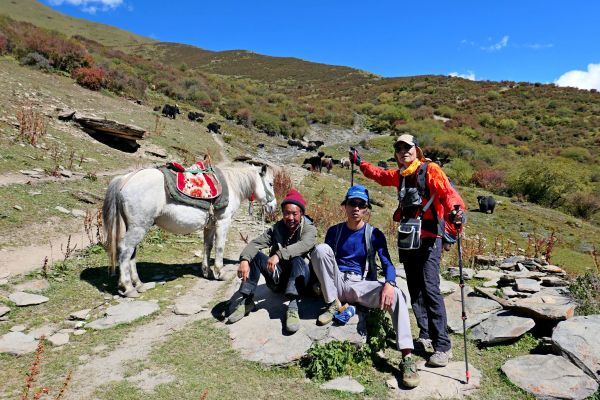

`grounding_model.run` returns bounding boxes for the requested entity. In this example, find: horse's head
[254,164,277,213]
